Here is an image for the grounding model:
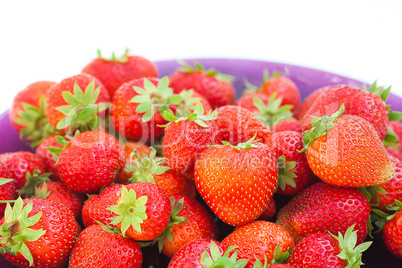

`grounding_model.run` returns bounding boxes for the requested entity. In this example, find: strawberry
[234,93,270,114]
[9,81,58,147]
[162,104,222,175]
[0,164,17,216]
[301,105,394,187]
[385,146,402,161]
[32,181,86,220]
[35,135,63,180]
[107,183,171,241]
[287,225,372,268]
[110,77,181,142]
[82,48,158,98]
[276,182,371,244]
[195,138,278,226]
[297,86,329,120]
[158,194,218,258]
[168,239,248,268]
[215,105,271,146]
[389,121,402,153]
[259,197,276,220]
[45,73,110,134]
[272,131,314,195]
[54,130,125,194]
[273,119,303,134]
[221,221,294,267]
[69,224,143,268]
[0,197,81,267]
[174,89,212,116]
[169,61,235,108]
